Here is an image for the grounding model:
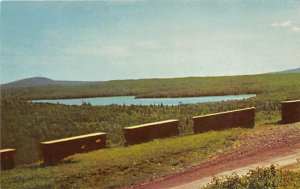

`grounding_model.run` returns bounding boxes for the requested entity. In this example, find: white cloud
[134,40,160,49]
[270,20,300,34]
[291,26,300,33]
[270,20,291,27]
